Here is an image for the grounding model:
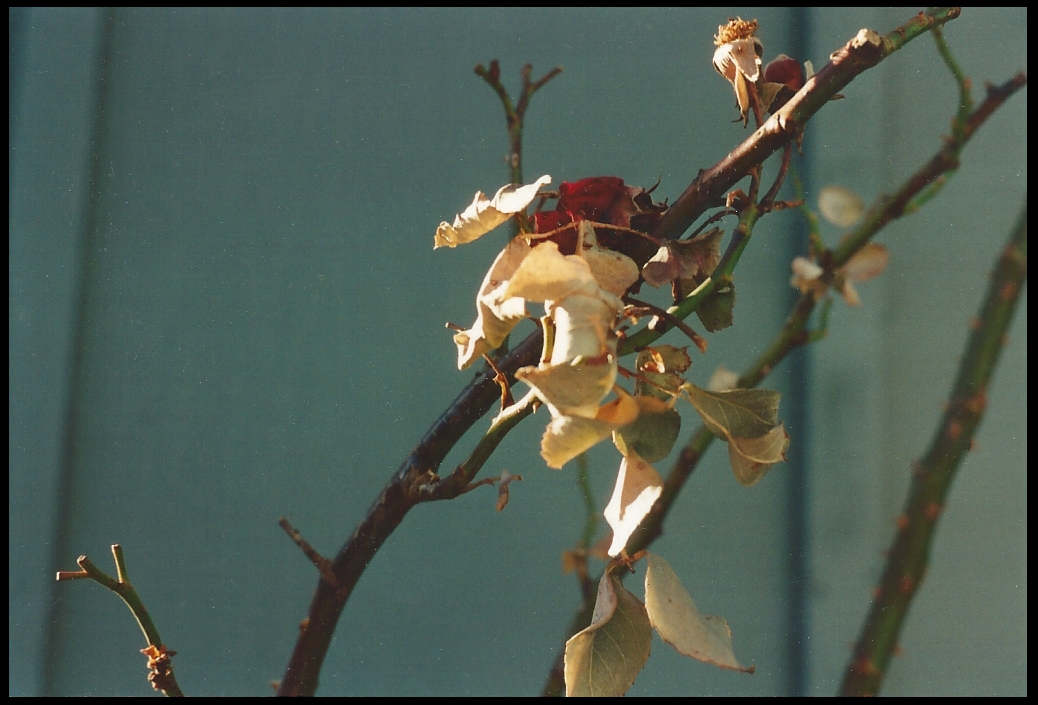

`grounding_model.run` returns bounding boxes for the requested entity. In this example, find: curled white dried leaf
[549,293,621,365]
[434,174,551,248]
[818,185,864,228]
[789,255,826,297]
[453,237,531,369]
[604,448,664,556]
